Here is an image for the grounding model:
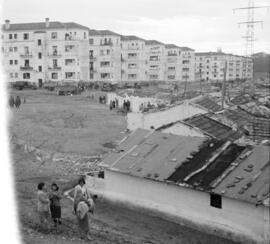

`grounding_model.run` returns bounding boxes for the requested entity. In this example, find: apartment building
[1,19,90,86]
[195,52,253,83]
[164,44,195,83]
[89,30,121,84]
[120,35,147,83]
[145,40,166,82]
